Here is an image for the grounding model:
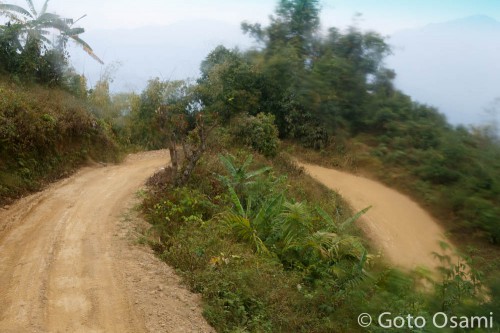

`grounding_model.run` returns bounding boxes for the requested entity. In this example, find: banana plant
[0,0,103,63]
[218,154,271,196]
[220,184,271,255]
